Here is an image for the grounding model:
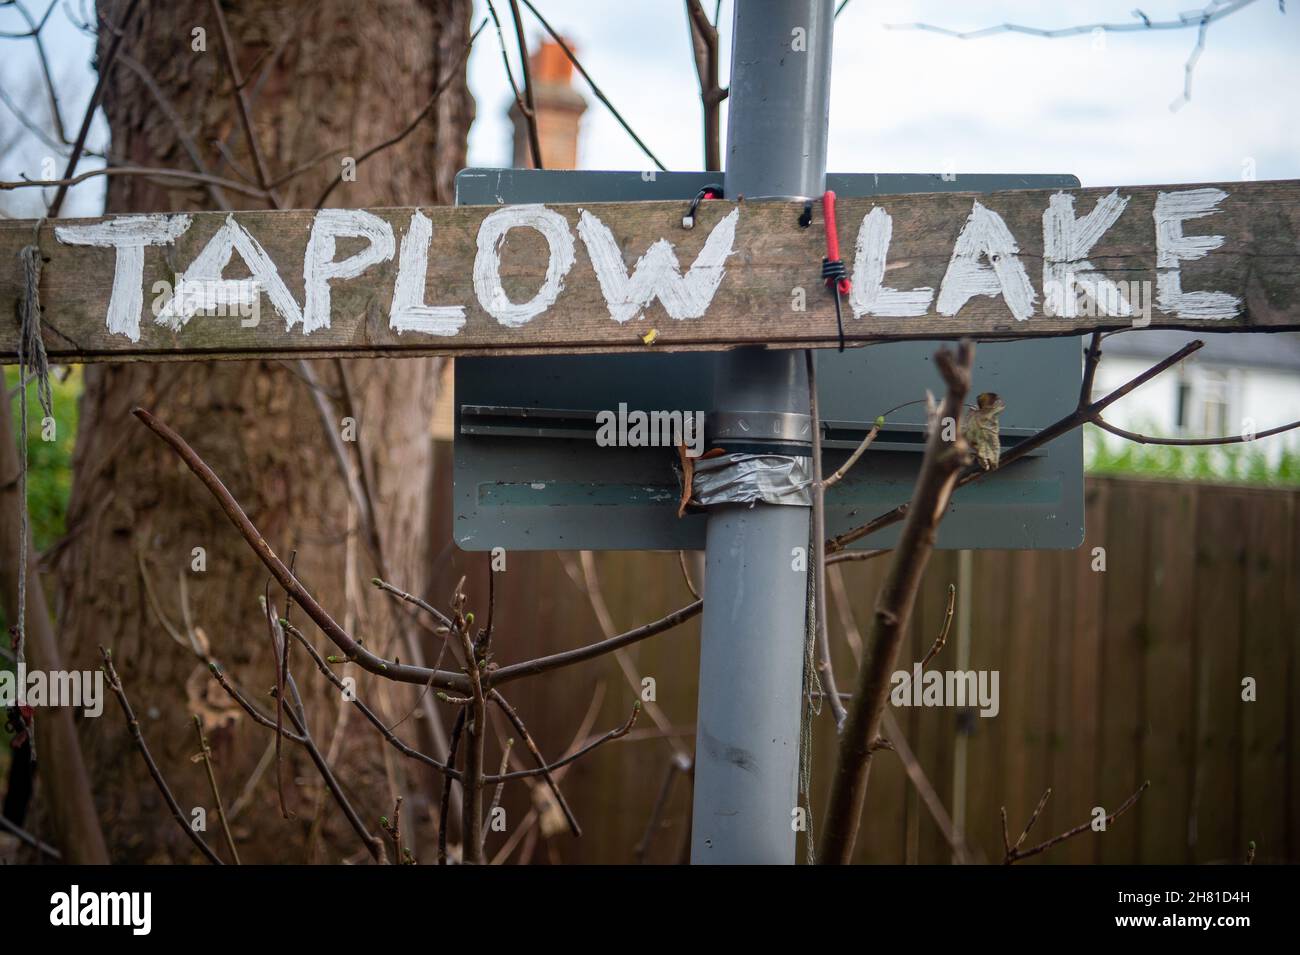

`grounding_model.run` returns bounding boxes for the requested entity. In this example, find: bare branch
[818,341,975,864]
[489,596,703,687]
[827,339,1207,552]
[1092,415,1300,446]
[0,811,61,860]
[887,1,1260,40]
[131,407,469,693]
[506,0,543,169]
[191,714,241,864]
[1003,781,1150,864]
[455,585,488,864]
[100,646,224,865]
[281,618,458,778]
[2,164,270,199]
[806,350,845,730]
[488,689,581,838]
[824,421,881,490]
[207,0,281,207]
[437,709,466,865]
[485,702,639,782]
[48,0,142,216]
[826,539,972,864]
[632,752,692,864]
[886,0,1266,109]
